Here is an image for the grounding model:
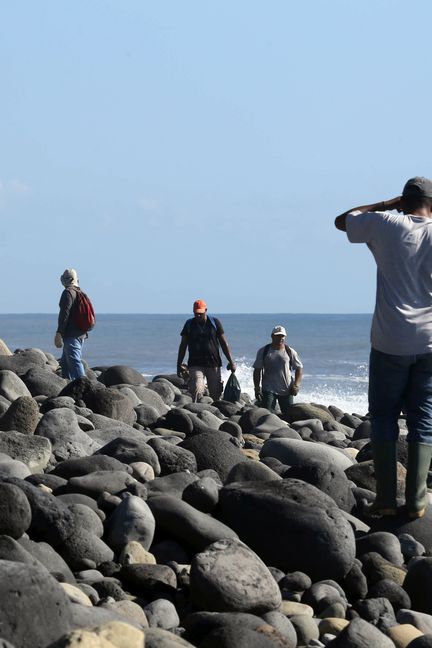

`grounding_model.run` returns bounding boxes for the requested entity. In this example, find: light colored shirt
[346,210,432,355]
[253,345,303,395]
